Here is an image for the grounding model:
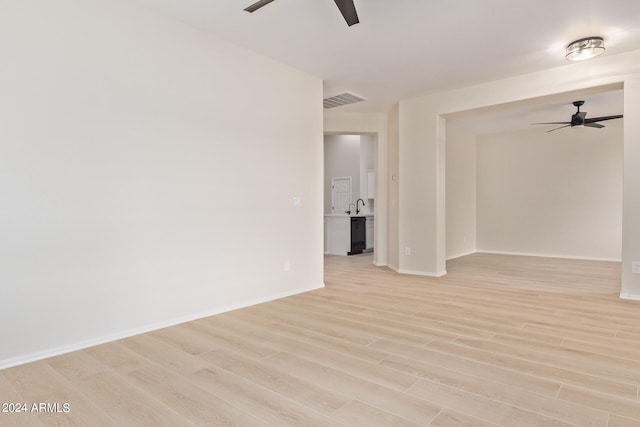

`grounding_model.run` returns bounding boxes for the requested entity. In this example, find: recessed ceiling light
[565,36,605,61]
